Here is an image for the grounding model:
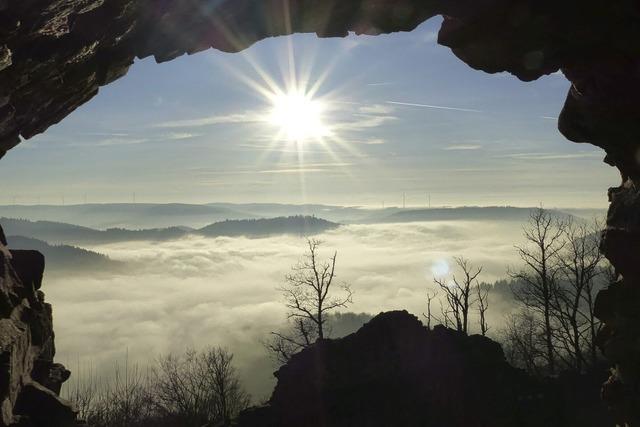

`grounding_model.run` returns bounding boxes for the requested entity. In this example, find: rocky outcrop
[1,1,640,423]
[238,311,611,427]
[0,224,75,426]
